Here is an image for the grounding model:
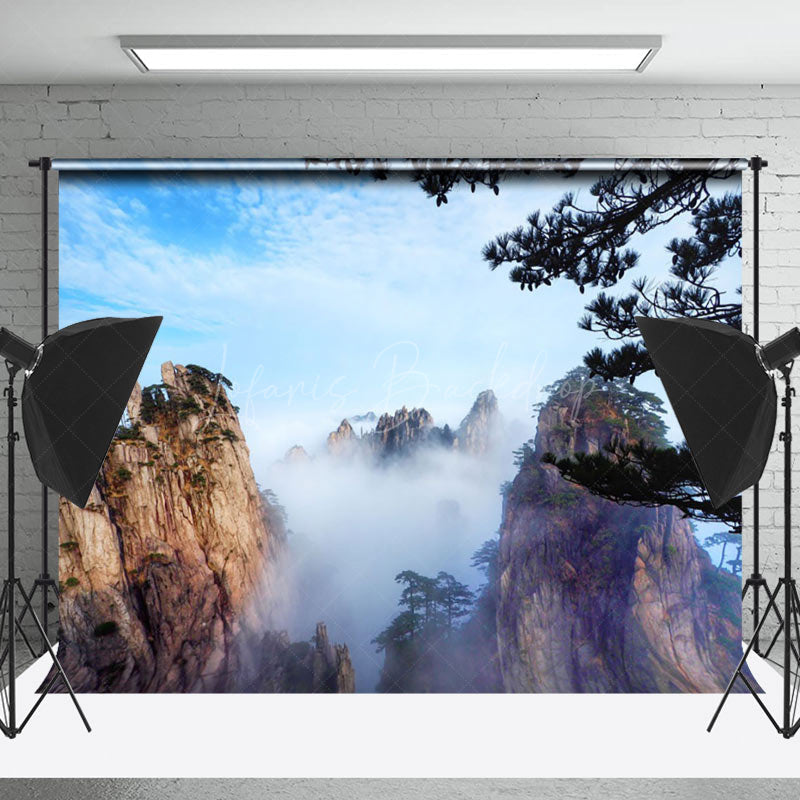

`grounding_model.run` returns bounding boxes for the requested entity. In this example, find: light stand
[0,315,161,738]
[0,361,90,738]
[708,361,800,737]
[636,317,800,737]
